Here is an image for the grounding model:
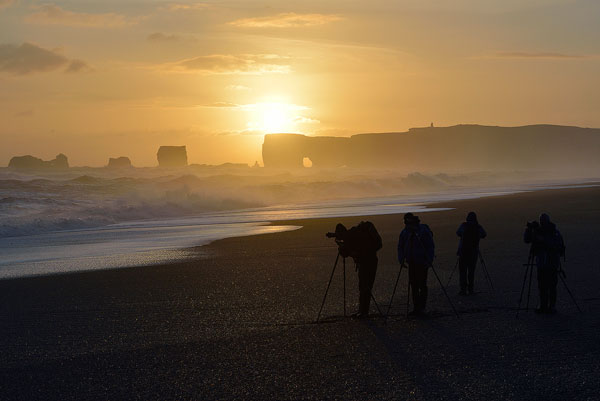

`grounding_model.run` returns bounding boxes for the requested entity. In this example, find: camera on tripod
[526,221,540,230]
[326,223,354,258]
